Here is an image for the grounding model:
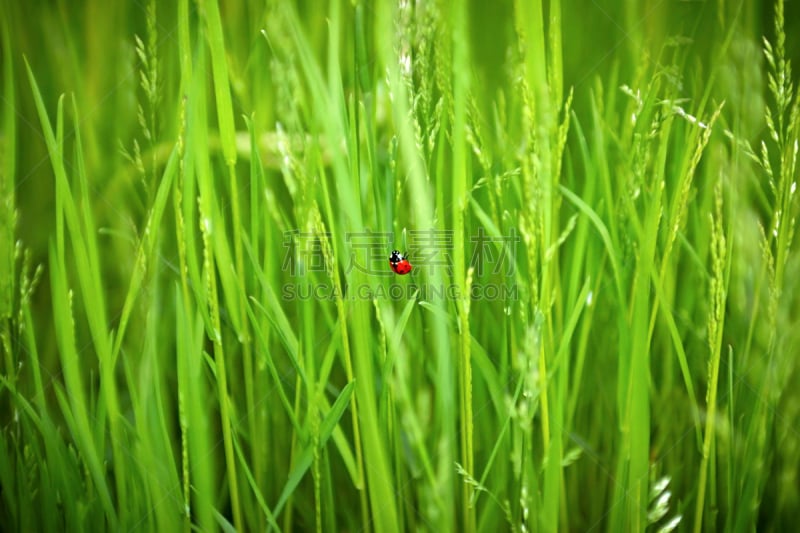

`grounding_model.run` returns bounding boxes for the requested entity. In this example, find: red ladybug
[389,250,412,275]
